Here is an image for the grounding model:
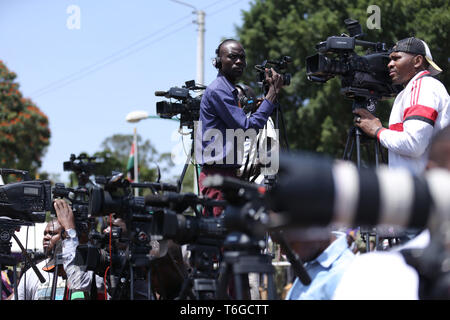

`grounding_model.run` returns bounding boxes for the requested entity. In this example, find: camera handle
[342,97,385,169]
